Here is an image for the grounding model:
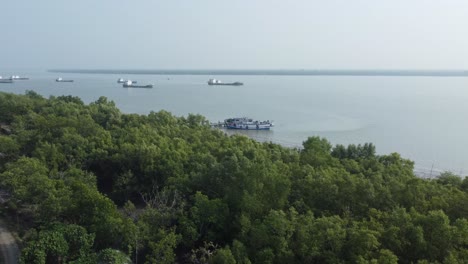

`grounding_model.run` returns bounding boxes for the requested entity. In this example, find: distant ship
[224,117,273,130]
[0,79,13,83]
[208,79,243,86]
[117,78,137,84]
[122,80,153,88]
[56,77,74,82]
[9,75,29,80]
